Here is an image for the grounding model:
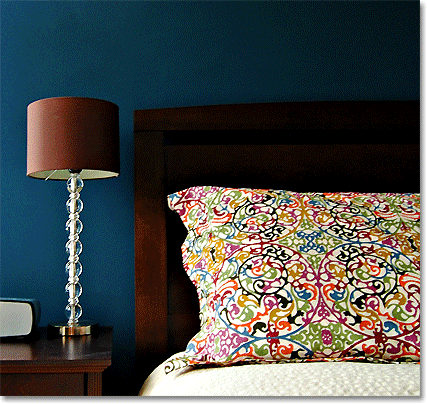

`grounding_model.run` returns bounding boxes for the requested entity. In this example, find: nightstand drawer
[0,327,112,396]
[1,373,84,396]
